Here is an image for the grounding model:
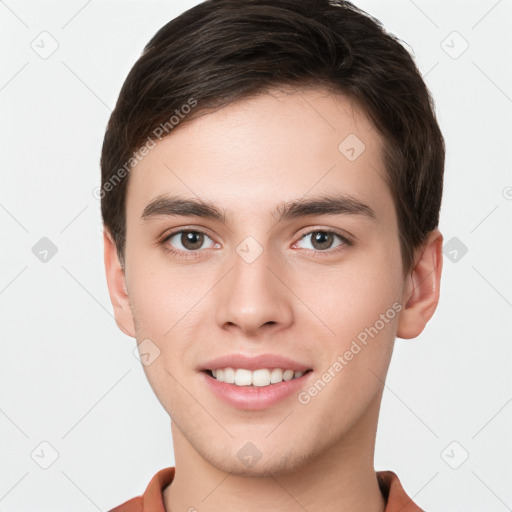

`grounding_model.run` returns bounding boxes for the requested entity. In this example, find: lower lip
[200,370,313,411]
